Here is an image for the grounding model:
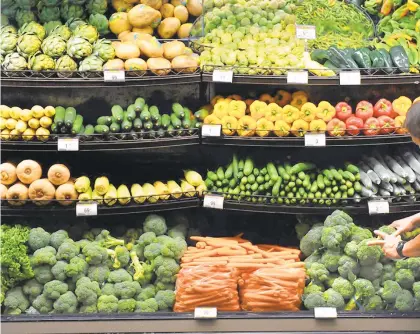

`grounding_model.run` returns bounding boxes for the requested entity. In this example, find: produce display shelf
[2,311,420,334]
[0,197,200,217]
